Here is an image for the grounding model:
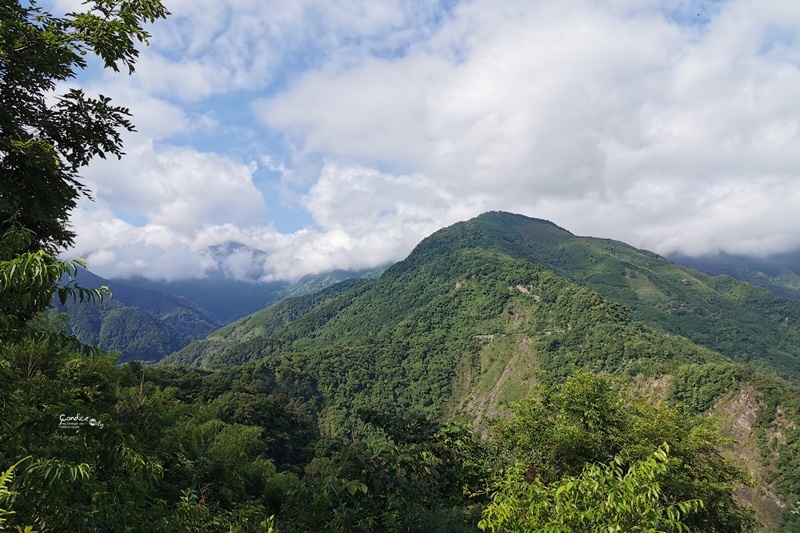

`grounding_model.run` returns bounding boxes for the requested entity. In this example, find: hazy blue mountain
[59,253,383,361]
[113,272,289,324]
[112,242,383,323]
[58,270,222,361]
[671,250,800,300]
